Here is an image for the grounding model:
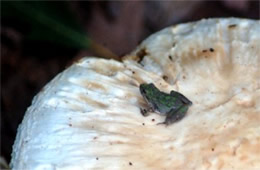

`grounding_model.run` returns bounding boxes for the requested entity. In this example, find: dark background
[1,1,259,166]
